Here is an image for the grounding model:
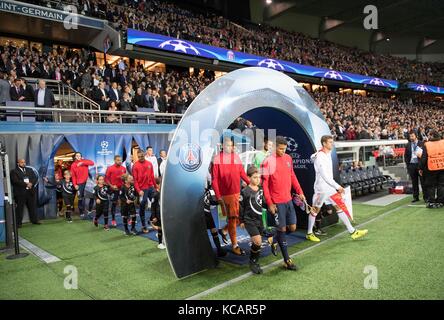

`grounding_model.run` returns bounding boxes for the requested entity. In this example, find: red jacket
[71,159,94,186]
[211,152,250,199]
[132,159,157,193]
[105,164,127,189]
[261,153,304,206]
